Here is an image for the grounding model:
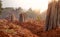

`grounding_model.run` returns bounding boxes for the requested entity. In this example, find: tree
[0,0,2,14]
[16,7,23,14]
[45,0,60,31]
